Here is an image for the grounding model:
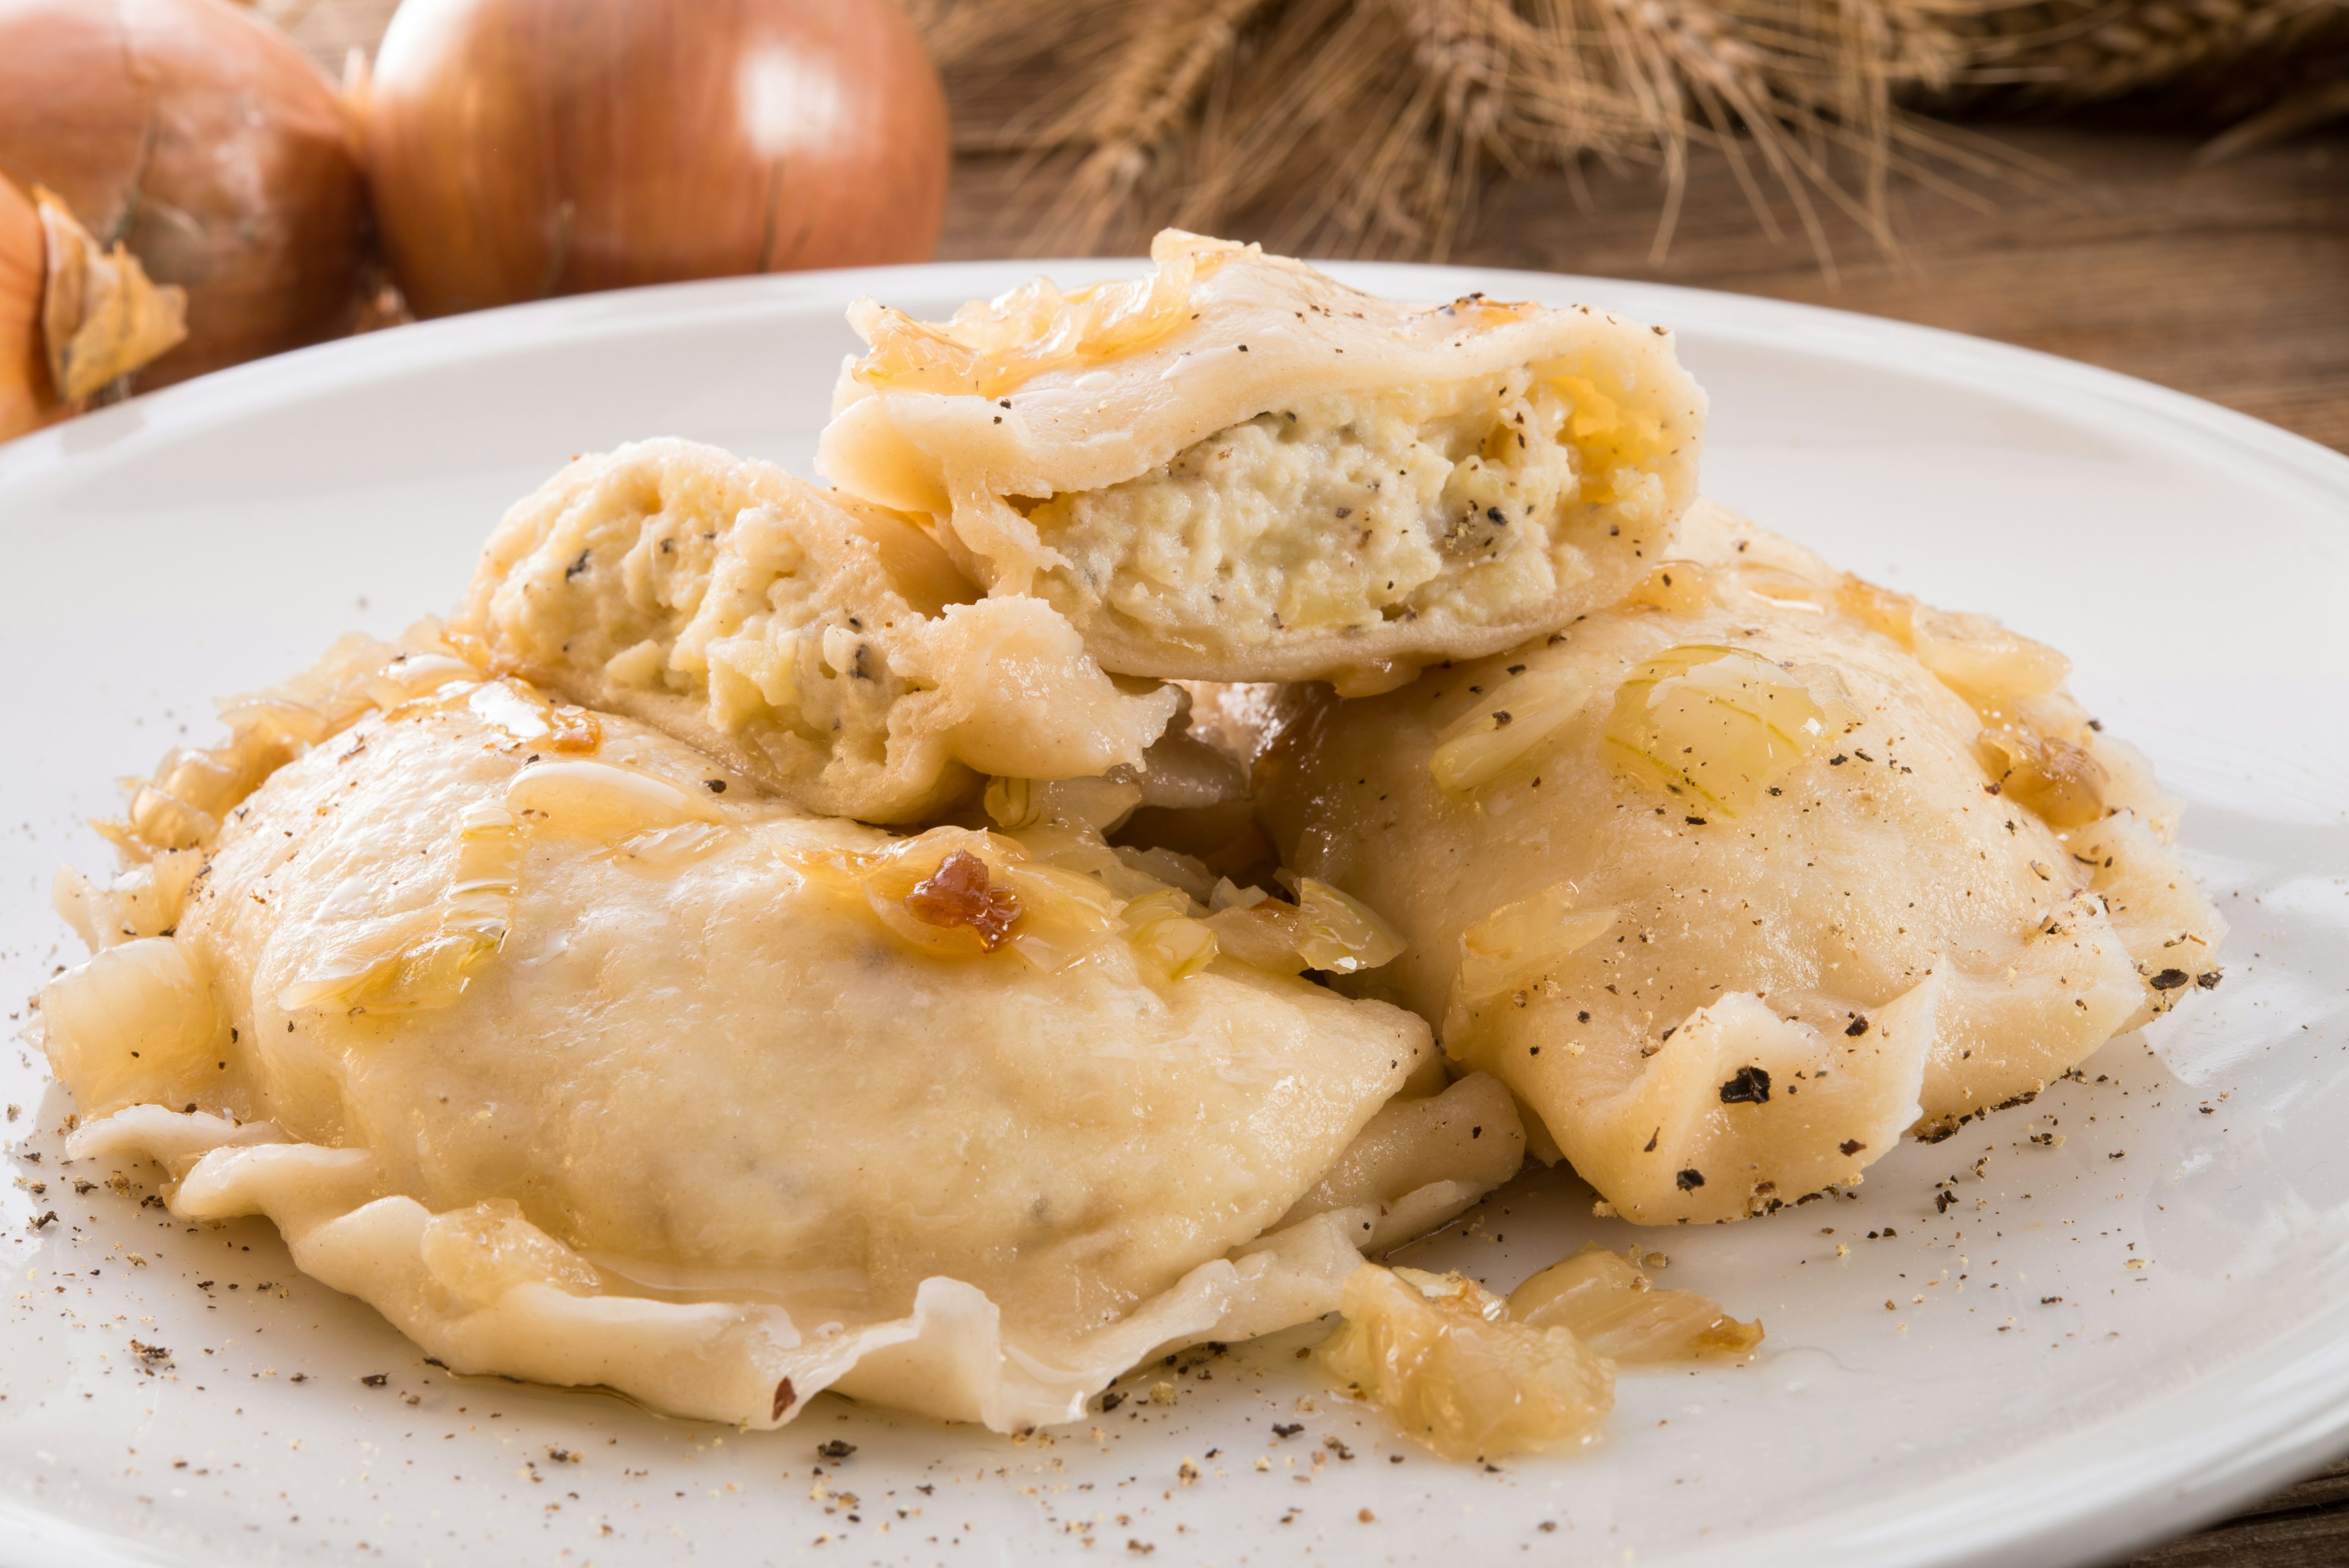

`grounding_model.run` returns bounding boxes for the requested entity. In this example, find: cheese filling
[1026,366,1668,656]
